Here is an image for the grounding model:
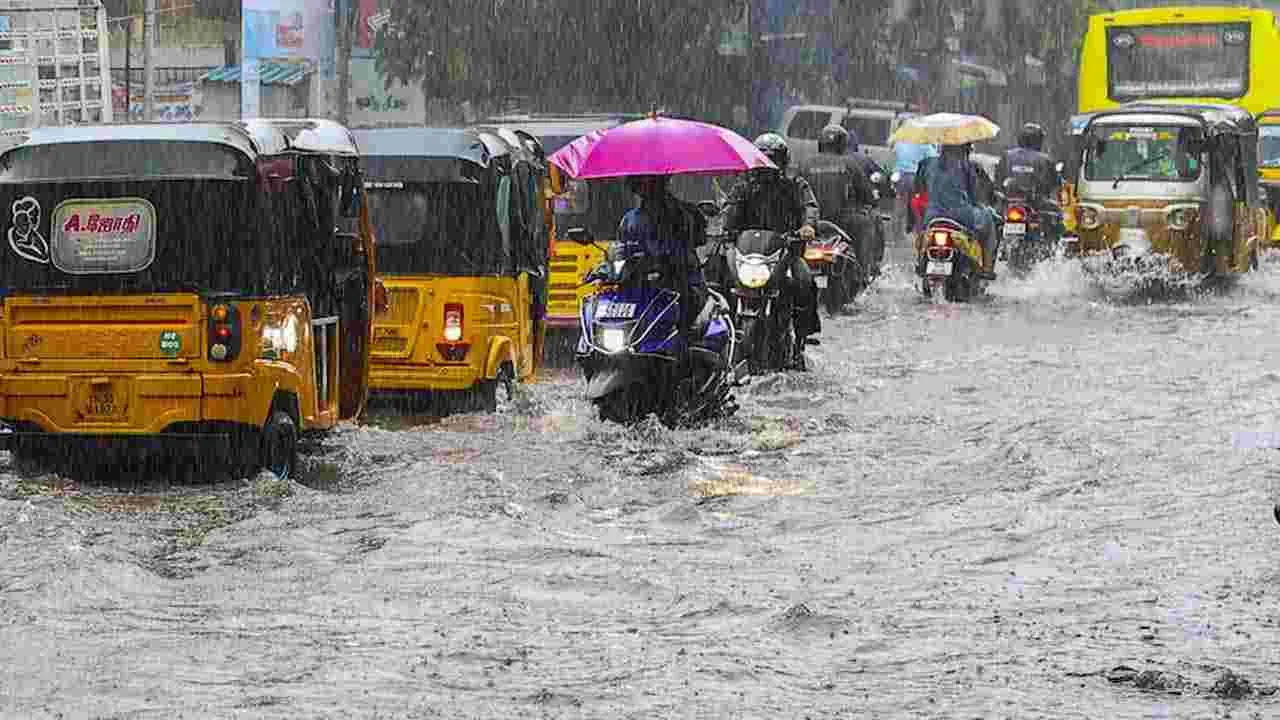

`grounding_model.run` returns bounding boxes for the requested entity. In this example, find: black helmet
[754,132,790,171]
[818,124,849,155]
[1018,122,1045,151]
